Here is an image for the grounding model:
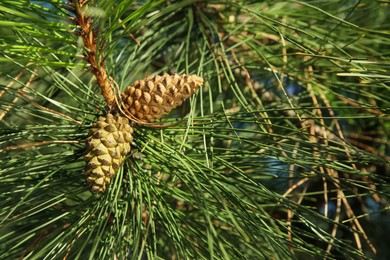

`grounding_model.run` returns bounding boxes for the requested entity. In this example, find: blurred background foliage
[0,0,389,259]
